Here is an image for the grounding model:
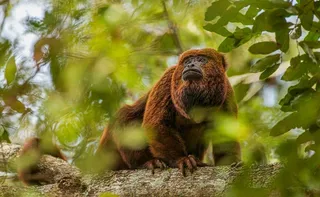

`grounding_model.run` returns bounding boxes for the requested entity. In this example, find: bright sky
[1,0,54,88]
